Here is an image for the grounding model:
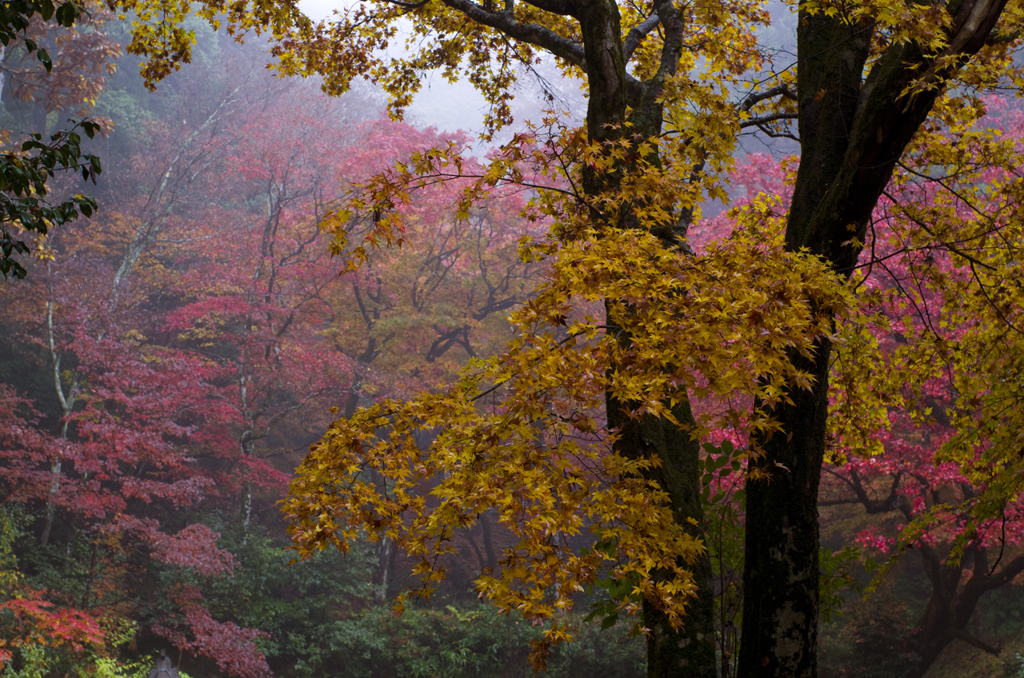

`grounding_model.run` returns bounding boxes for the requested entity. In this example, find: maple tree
[87,0,1024,676]
[159,80,544,541]
[0,506,108,674]
[5,0,1024,676]
[709,92,1024,676]
[0,49,281,676]
[0,240,274,676]
[1,0,119,125]
[815,93,1024,678]
[1,31,558,676]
